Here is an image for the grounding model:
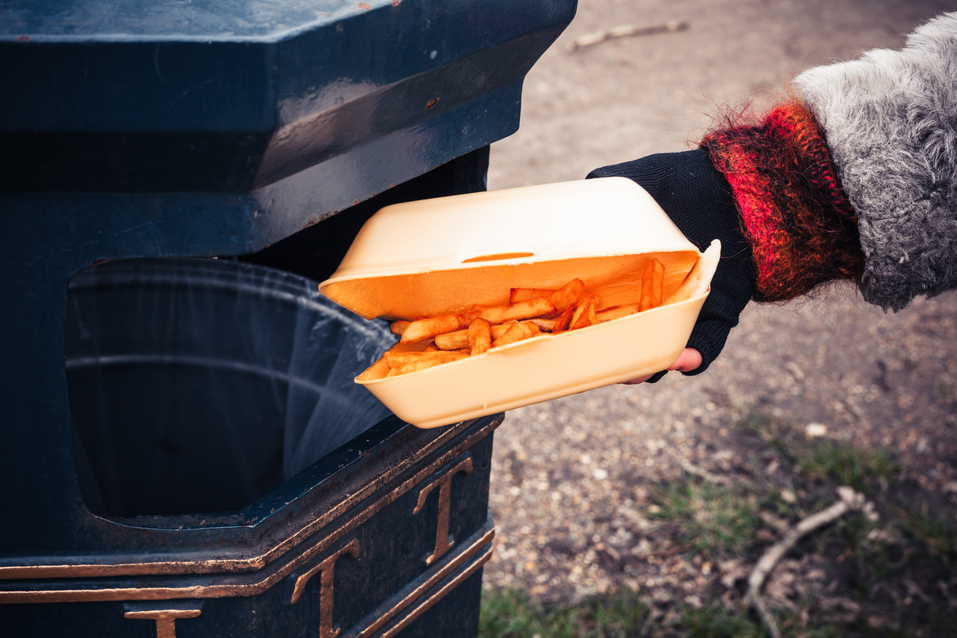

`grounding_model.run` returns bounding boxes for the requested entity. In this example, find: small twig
[677,455,733,486]
[749,593,781,638]
[566,21,689,52]
[745,487,867,638]
[672,452,758,491]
